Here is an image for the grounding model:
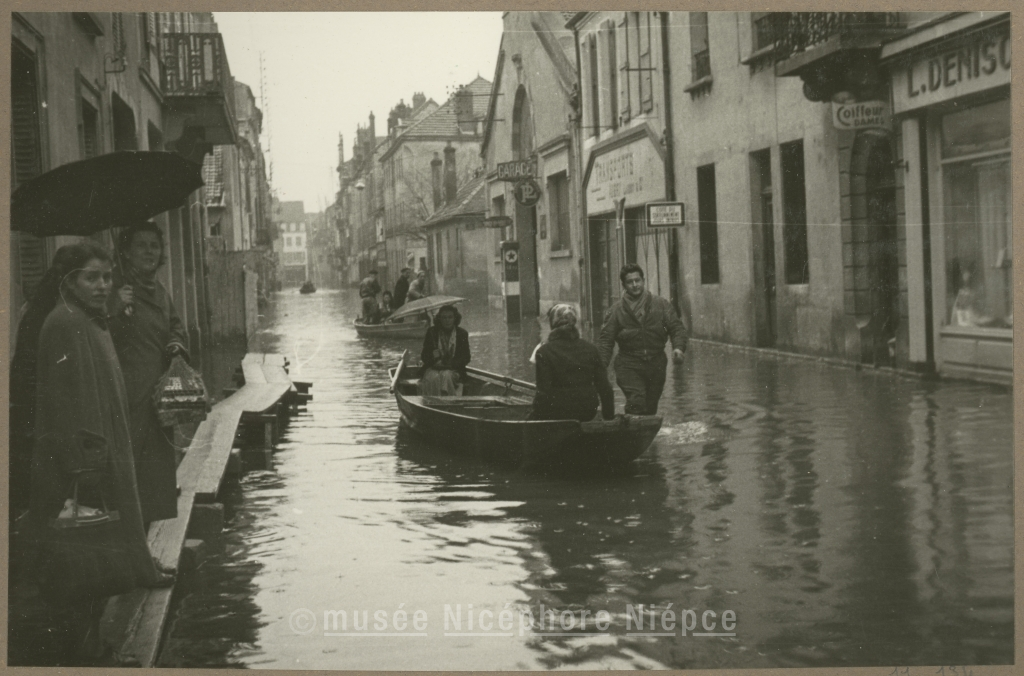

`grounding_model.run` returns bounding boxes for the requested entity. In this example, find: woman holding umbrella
[108,222,189,531]
[26,241,173,666]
